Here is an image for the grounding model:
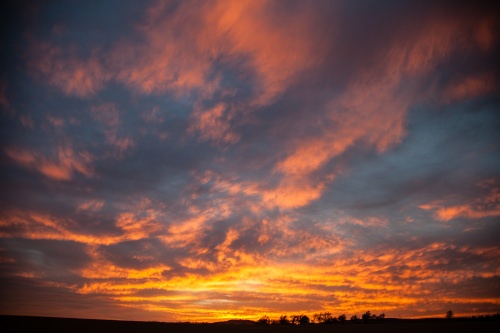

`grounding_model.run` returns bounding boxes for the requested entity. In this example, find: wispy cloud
[5,146,94,181]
